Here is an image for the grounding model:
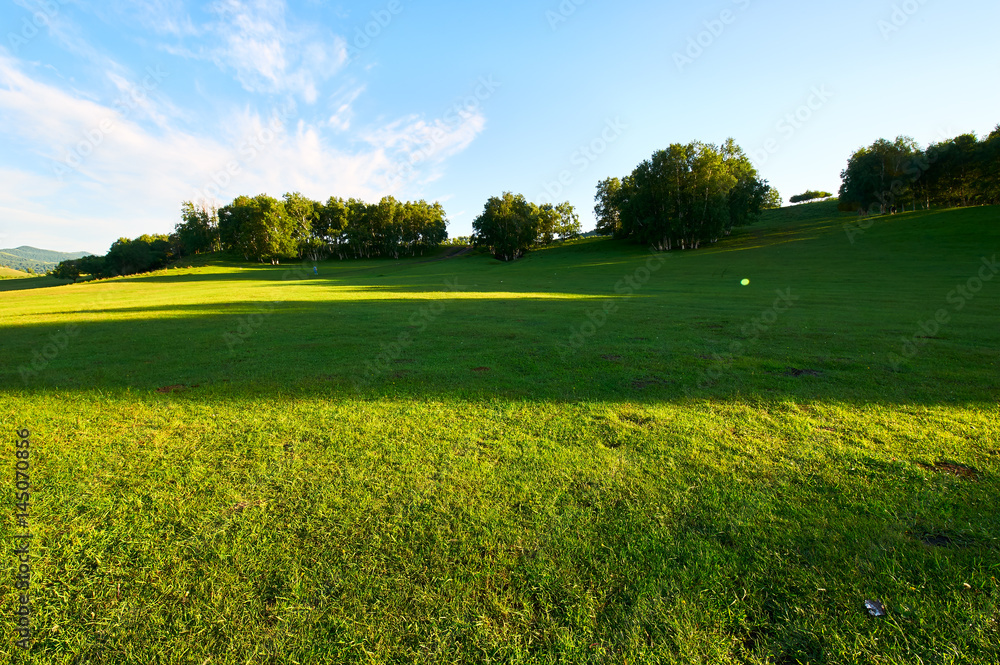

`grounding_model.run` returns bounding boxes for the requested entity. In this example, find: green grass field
[2,201,999,663]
